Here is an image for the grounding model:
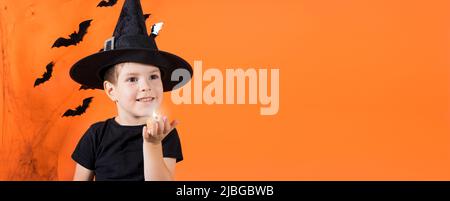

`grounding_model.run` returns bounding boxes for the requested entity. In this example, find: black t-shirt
[71,118,183,181]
